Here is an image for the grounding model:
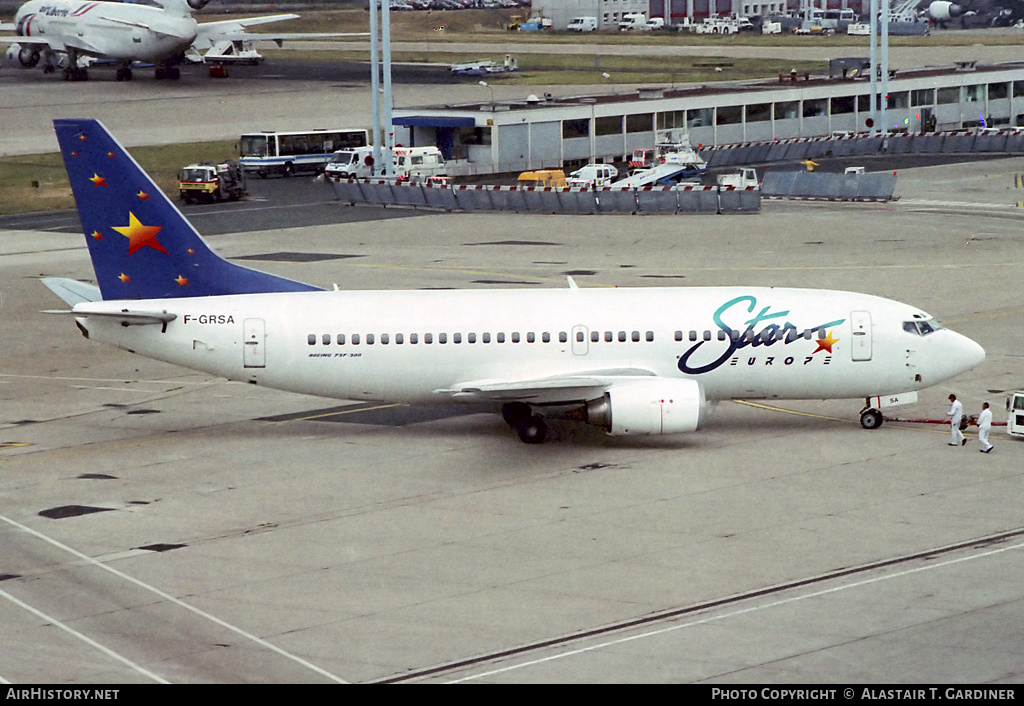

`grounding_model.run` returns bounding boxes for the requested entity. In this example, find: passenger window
[689,331,697,342]
[308,334,316,345]
[367,334,375,345]
[352,334,360,345]
[605,331,613,342]
[425,333,433,344]
[483,332,491,343]
[395,333,404,344]
[703,330,711,341]
[337,334,345,345]
[322,334,331,345]
[498,333,506,343]
[439,333,447,344]
[618,331,626,342]
[512,332,520,343]
[717,330,727,341]
[527,332,535,343]
[591,331,599,342]
[468,333,476,343]
[675,331,683,341]
[381,333,389,344]
[632,331,641,342]
[646,331,654,342]
[410,333,418,344]
[543,332,551,343]
[560,332,567,343]
[454,333,462,344]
